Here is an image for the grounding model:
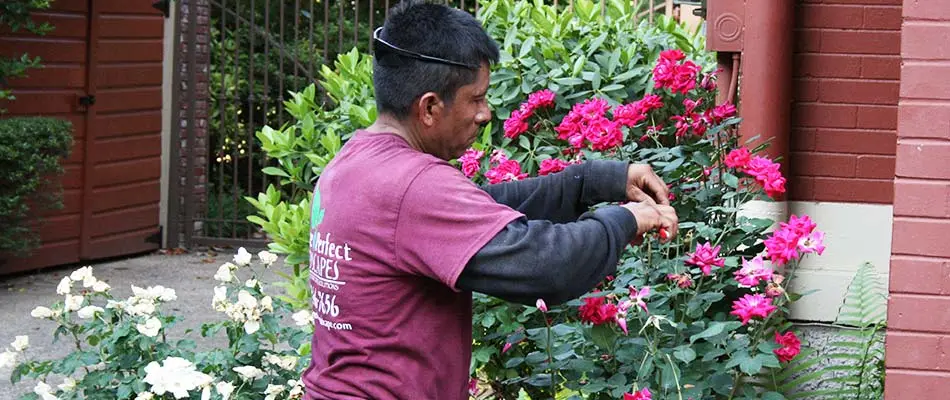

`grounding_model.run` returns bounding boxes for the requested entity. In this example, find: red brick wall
[885,1,950,397]
[789,0,901,204]
[174,0,209,246]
